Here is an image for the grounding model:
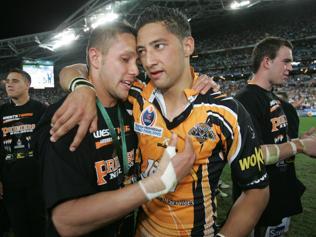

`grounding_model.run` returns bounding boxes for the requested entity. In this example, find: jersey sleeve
[37,105,96,210]
[235,90,266,143]
[224,99,268,192]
